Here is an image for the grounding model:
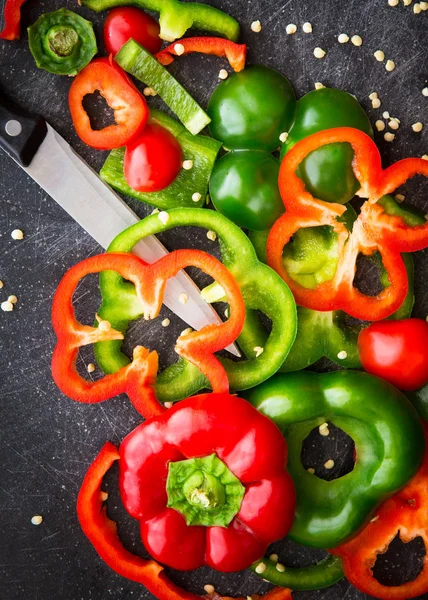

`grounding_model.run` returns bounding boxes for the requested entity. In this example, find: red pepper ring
[51,250,246,418]
[68,57,149,150]
[155,37,247,72]
[267,127,428,321]
[0,0,26,40]
[331,424,428,600]
[77,442,293,600]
